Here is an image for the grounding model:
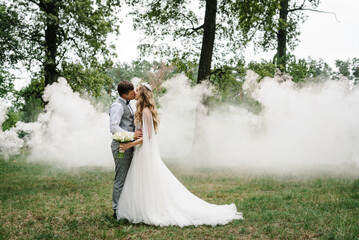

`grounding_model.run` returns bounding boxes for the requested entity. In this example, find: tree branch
[59,27,87,63]
[20,31,45,46]
[27,0,47,11]
[58,27,66,45]
[57,48,67,66]
[178,12,205,36]
[56,28,67,65]
[247,22,260,41]
[184,24,204,36]
[181,12,196,29]
[27,0,40,7]
[287,8,340,22]
[67,37,81,52]
[66,36,87,64]
[299,0,306,10]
